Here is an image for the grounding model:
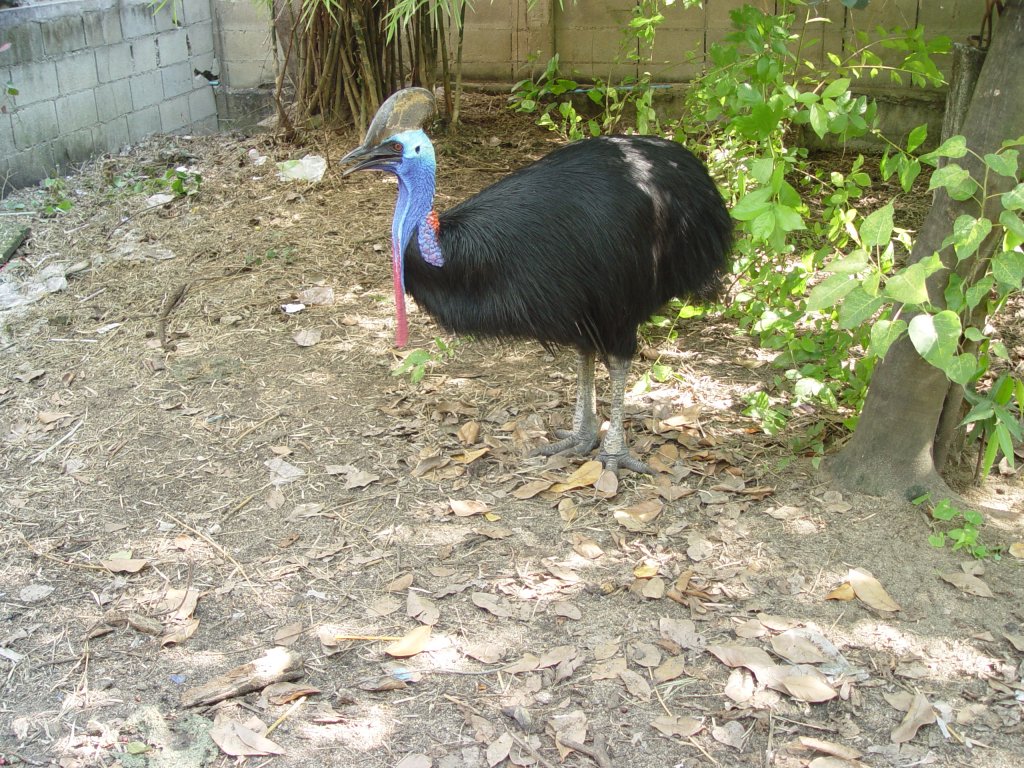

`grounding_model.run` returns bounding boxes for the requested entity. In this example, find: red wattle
[392,249,408,348]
